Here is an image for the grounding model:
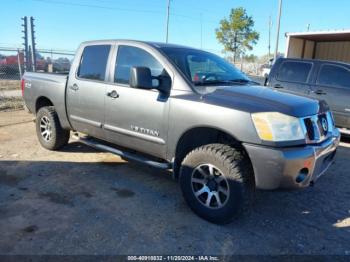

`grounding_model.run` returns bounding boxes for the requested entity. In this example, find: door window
[77,45,111,81]
[114,45,165,86]
[277,61,312,83]
[317,64,350,88]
